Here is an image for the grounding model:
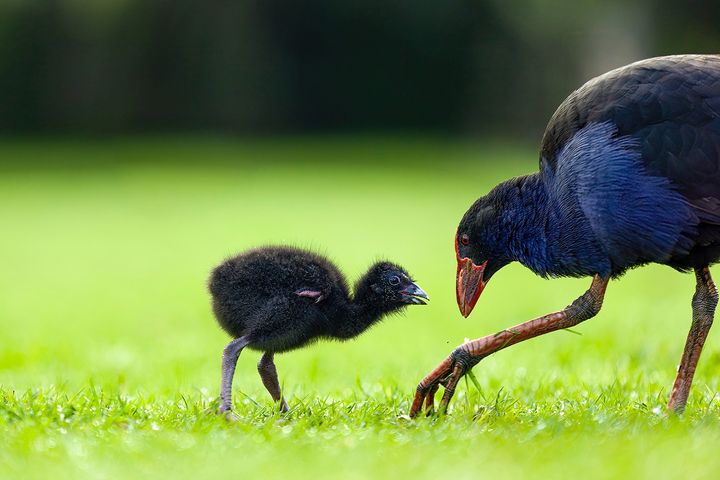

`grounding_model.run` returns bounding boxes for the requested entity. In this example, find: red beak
[455,235,487,318]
